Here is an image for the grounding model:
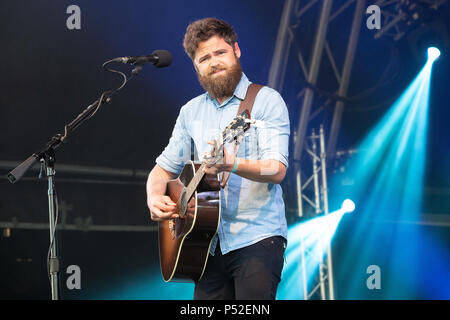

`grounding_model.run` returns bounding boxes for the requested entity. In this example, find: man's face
[193,35,242,101]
